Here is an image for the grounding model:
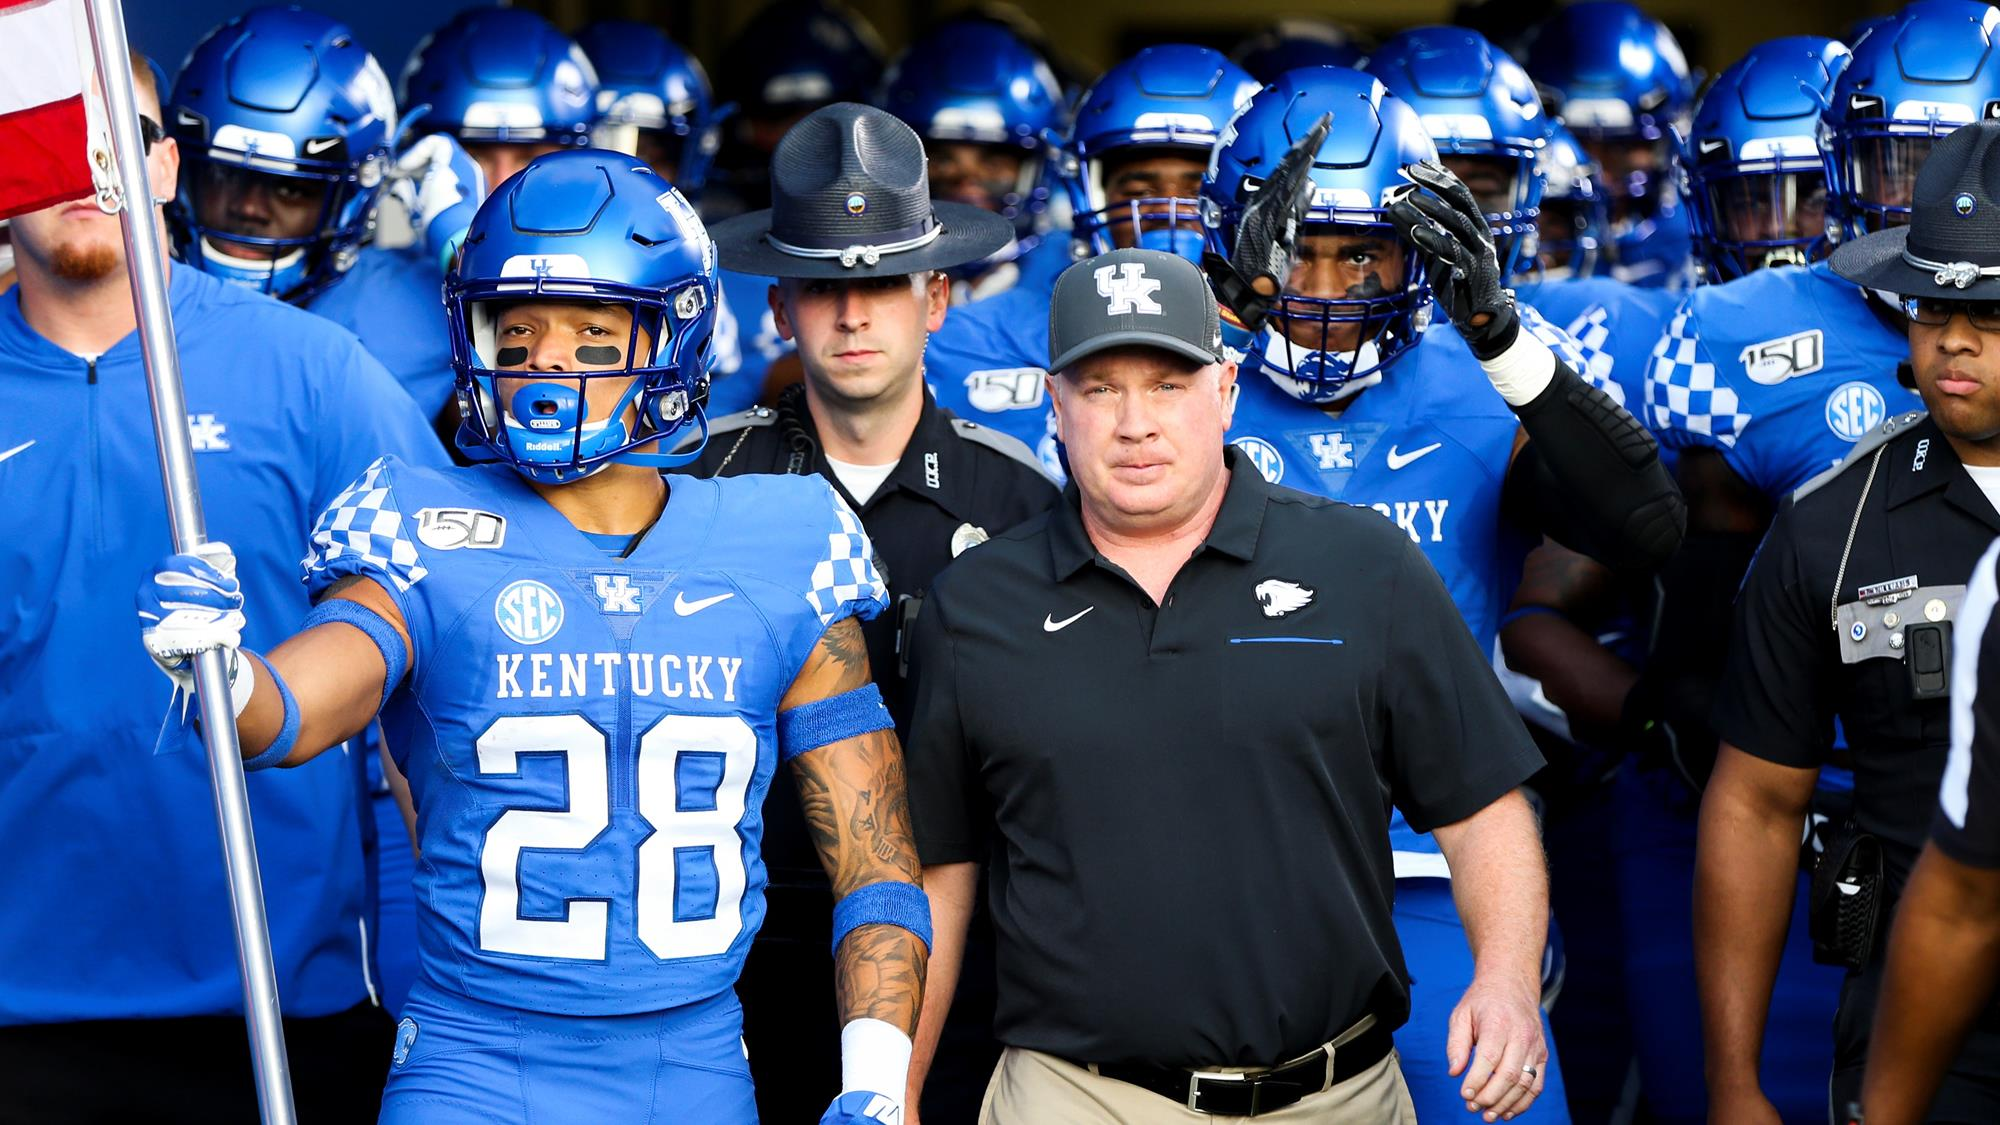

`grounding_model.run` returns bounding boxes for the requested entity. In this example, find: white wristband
[1478,325,1557,407]
[840,1017,913,1103]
